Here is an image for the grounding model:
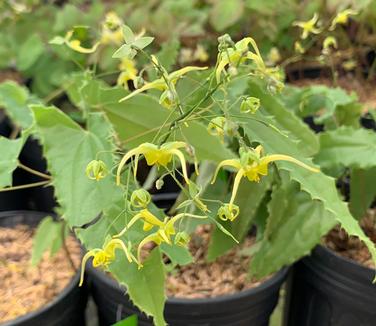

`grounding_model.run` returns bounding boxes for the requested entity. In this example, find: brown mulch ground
[0,225,81,323]
[325,209,376,269]
[166,225,269,299]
